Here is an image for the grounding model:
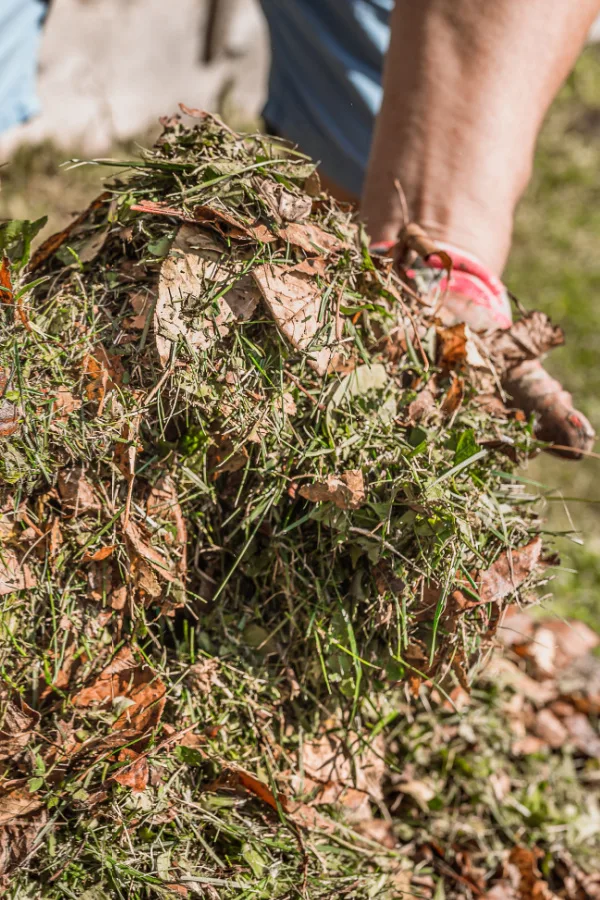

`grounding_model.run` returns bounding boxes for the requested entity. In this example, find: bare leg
[361,0,600,274]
